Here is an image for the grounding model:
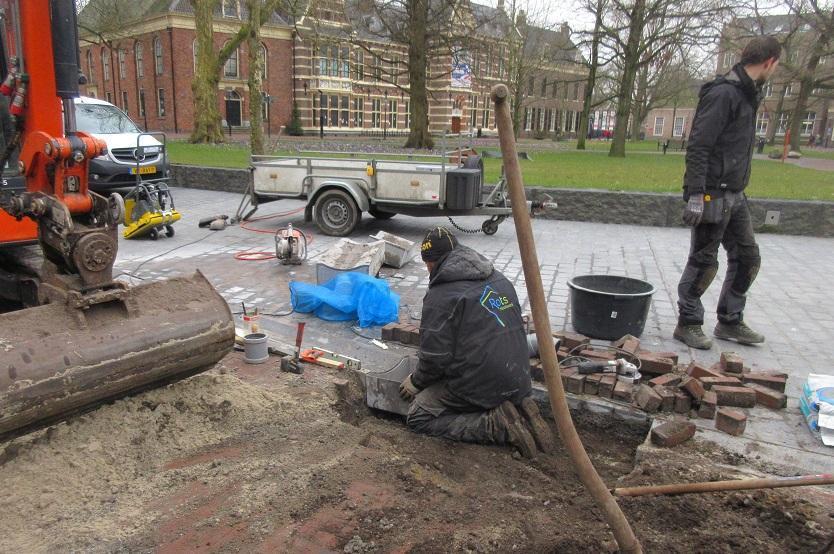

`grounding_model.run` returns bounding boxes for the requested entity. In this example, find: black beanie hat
[420,226,457,262]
